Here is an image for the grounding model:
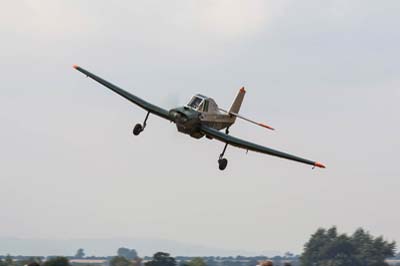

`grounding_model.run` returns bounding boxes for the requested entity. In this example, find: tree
[284,252,294,258]
[75,249,85,259]
[352,228,397,266]
[145,252,176,266]
[186,258,206,266]
[110,256,133,266]
[117,248,138,260]
[16,258,42,266]
[246,259,259,266]
[300,227,396,266]
[205,258,218,266]
[4,254,14,266]
[43,257,70,266]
